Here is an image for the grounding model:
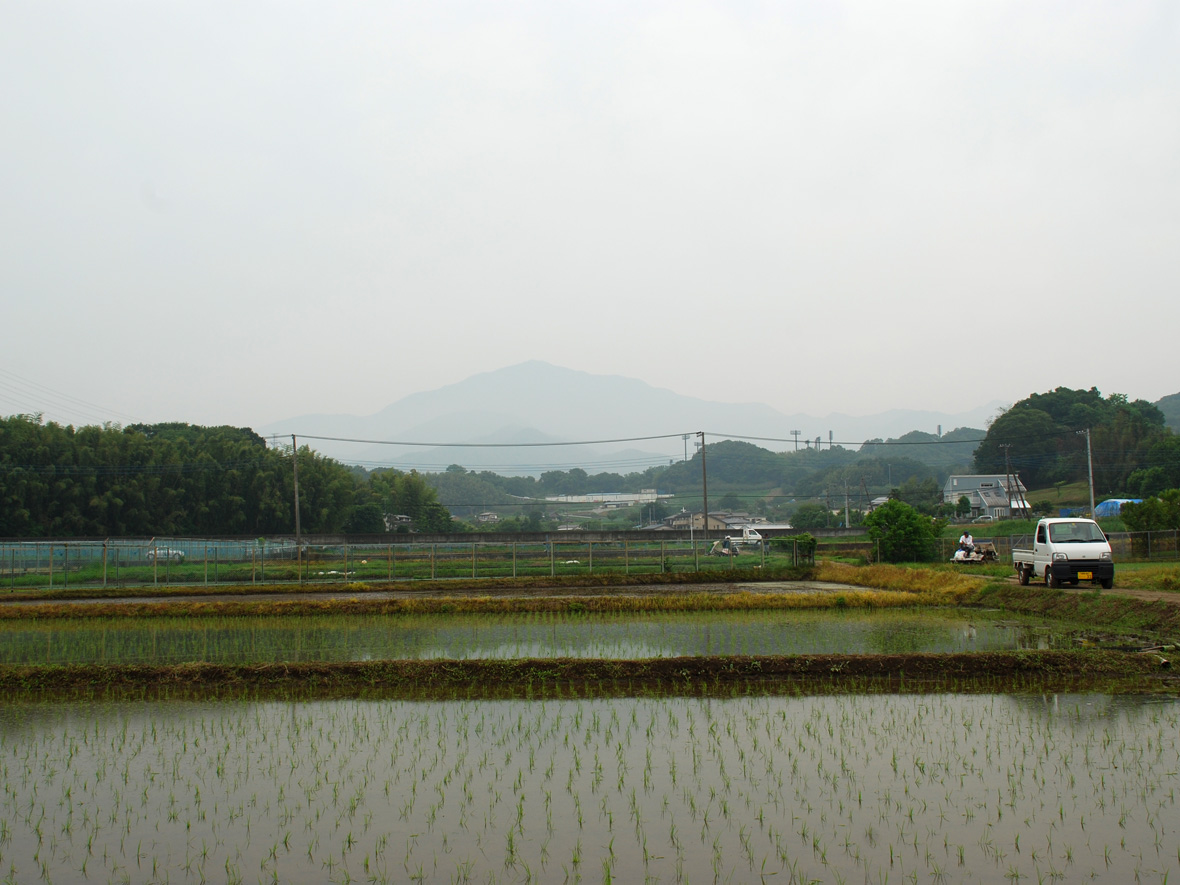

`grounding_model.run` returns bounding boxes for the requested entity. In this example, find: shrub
[863,500,937,563]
